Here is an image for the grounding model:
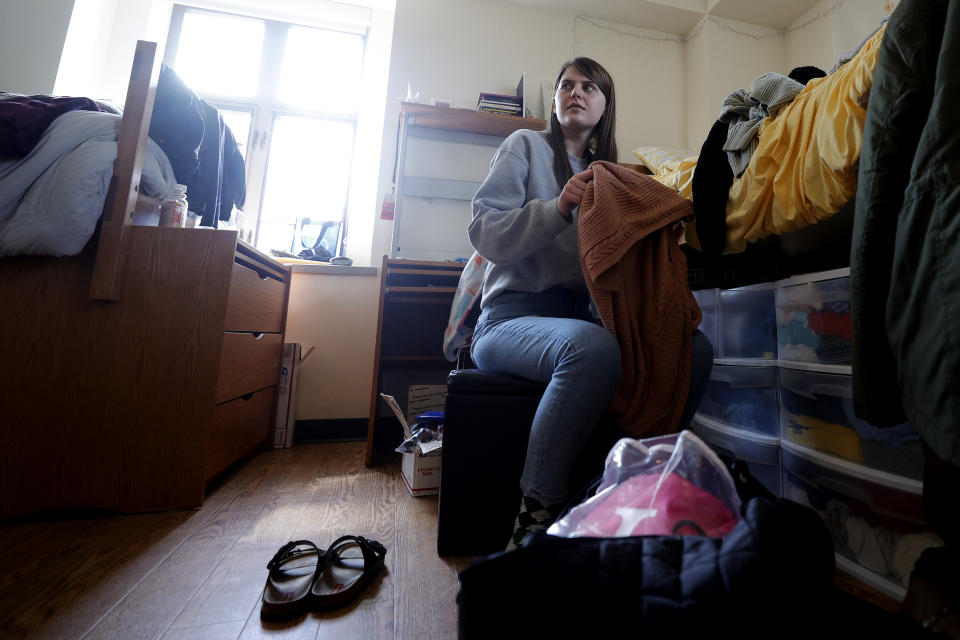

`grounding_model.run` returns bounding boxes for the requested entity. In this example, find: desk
[365,256,464,464]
